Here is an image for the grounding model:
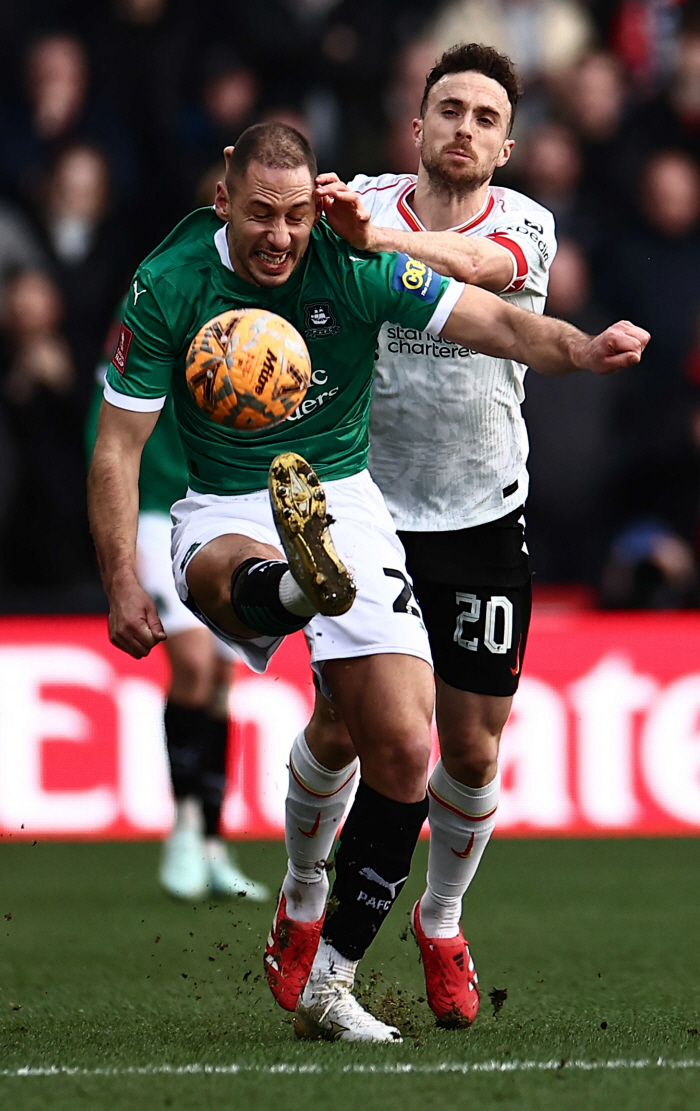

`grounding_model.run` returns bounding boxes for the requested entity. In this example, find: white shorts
[170,469,432,691]
[137,511,235,660]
